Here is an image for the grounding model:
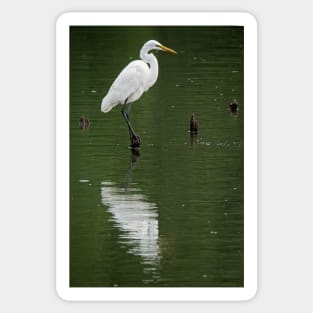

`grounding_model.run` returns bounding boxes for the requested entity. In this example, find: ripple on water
[79,179,89,183]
